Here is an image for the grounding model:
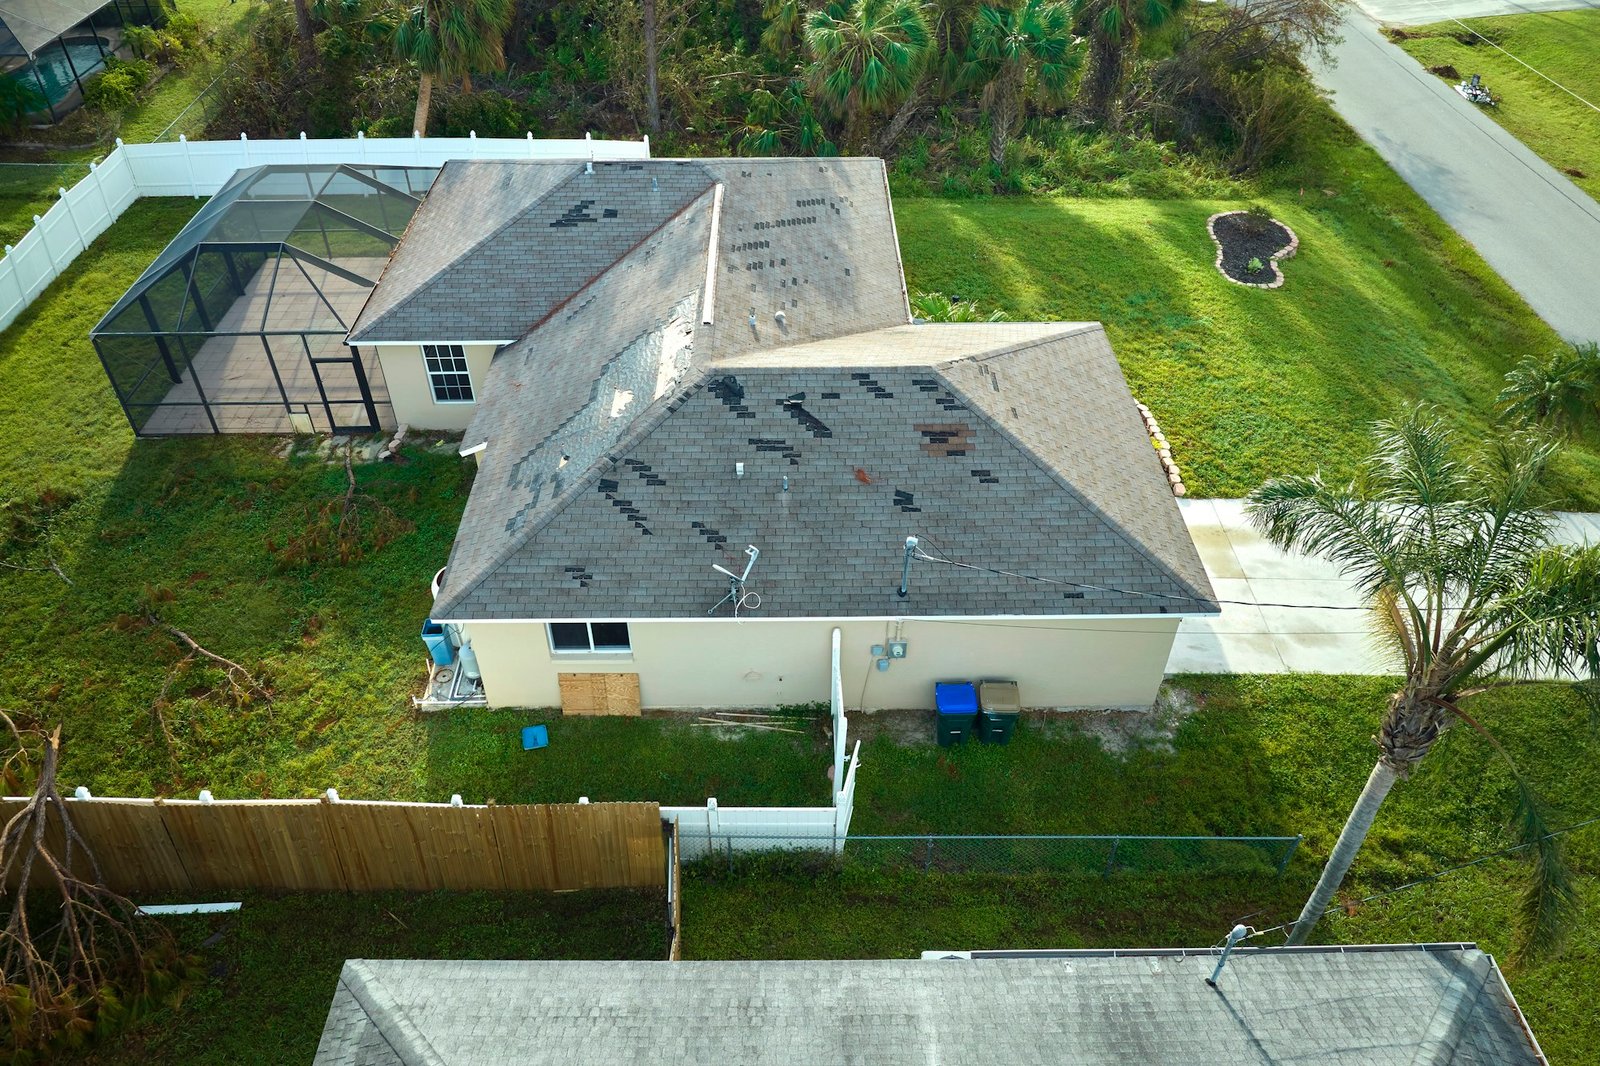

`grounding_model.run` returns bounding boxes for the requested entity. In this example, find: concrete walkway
[1355,0,1597,26]
[1170,498,1600,674]
[1309,13,1600,344]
